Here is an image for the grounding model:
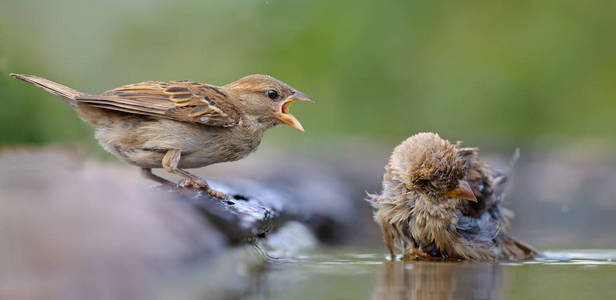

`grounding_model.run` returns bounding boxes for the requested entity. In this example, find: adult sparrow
[368,132,538,261]
[10,73,314,199]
